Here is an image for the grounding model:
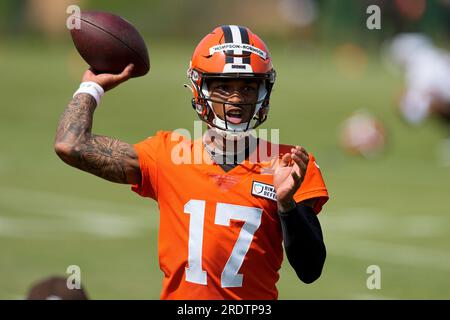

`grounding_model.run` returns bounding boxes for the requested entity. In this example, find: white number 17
[184,200,262,288]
